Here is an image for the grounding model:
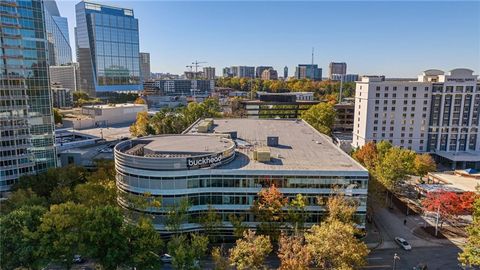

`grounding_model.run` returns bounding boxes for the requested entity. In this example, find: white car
[395,237,412,250]
[160,254,173,263]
